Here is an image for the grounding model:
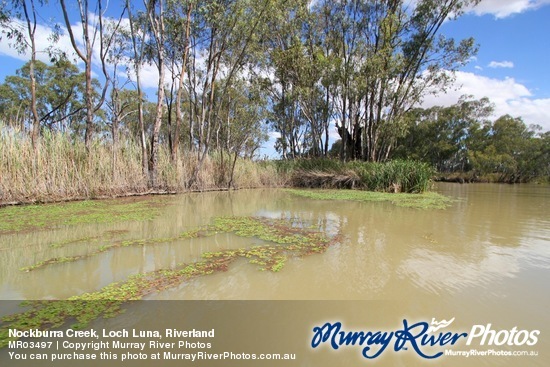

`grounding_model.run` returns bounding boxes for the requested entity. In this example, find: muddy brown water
[0,183,548,366]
